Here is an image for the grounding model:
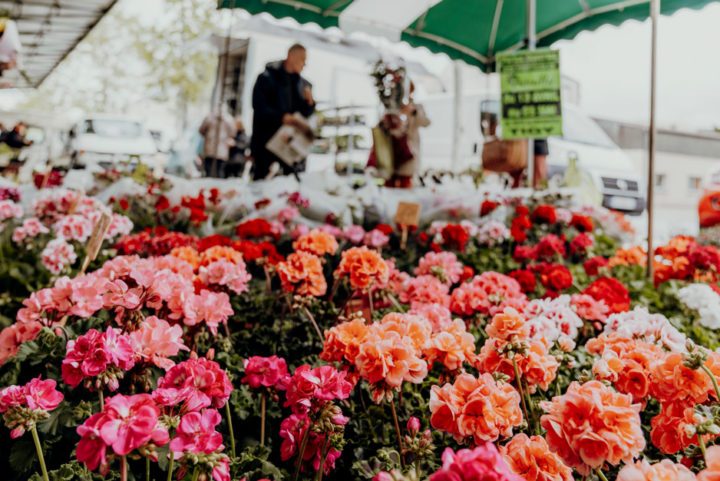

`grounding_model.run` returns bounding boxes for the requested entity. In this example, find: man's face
[286,50,307,74]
